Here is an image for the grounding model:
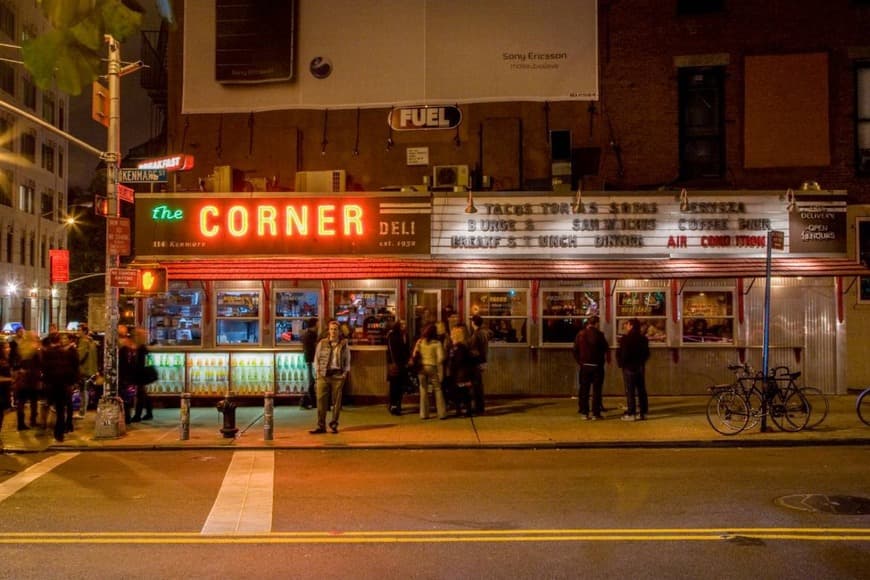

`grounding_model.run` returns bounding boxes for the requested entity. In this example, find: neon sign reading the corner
[197,203,365,238]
